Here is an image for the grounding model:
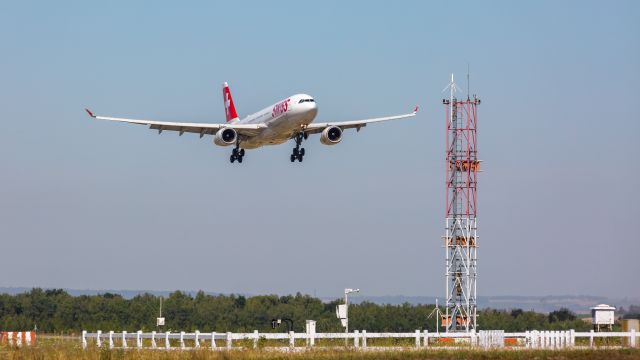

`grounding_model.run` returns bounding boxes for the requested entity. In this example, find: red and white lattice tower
[442,74,481,332]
